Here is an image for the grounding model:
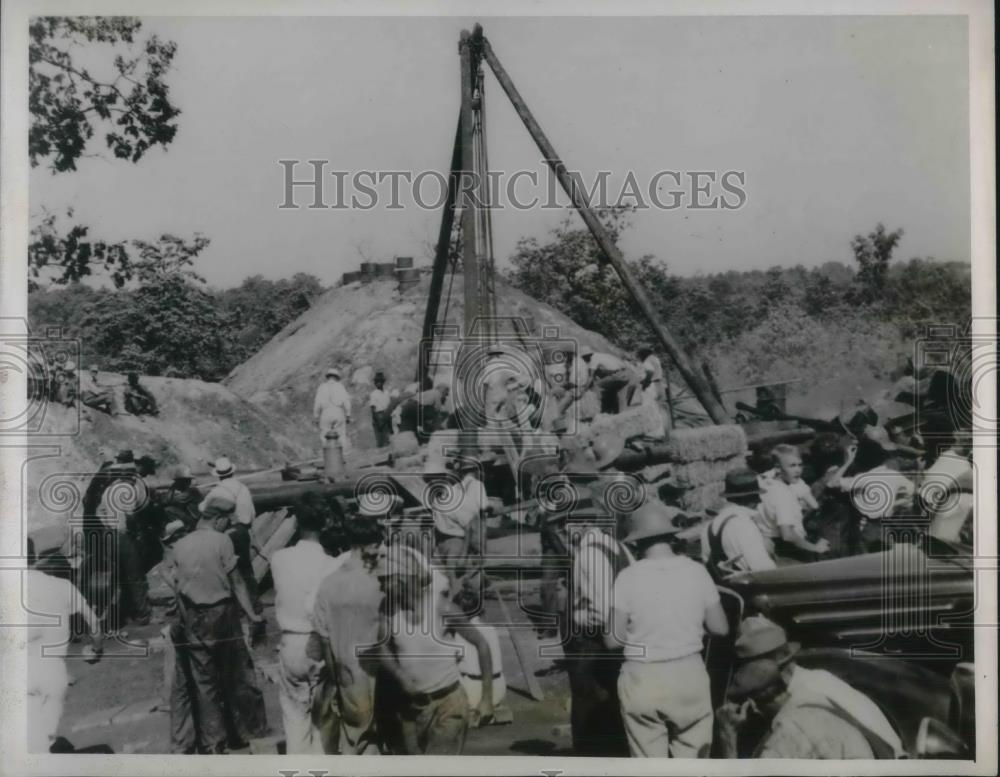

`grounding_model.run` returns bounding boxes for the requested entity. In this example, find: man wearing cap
[271,493,347,753]
[701,468,777,578]
[717,616,903,759]
[369,372,393,448]
[165,493,267,753]
[367,542,495,754]
[605,500,729,757]
[310,509,386,754]
[314,367,353,453]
